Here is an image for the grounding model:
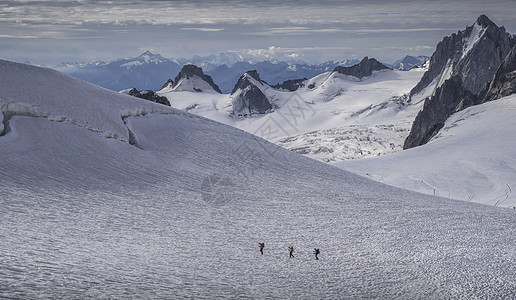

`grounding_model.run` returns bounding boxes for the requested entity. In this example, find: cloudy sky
[1,0,515,65]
